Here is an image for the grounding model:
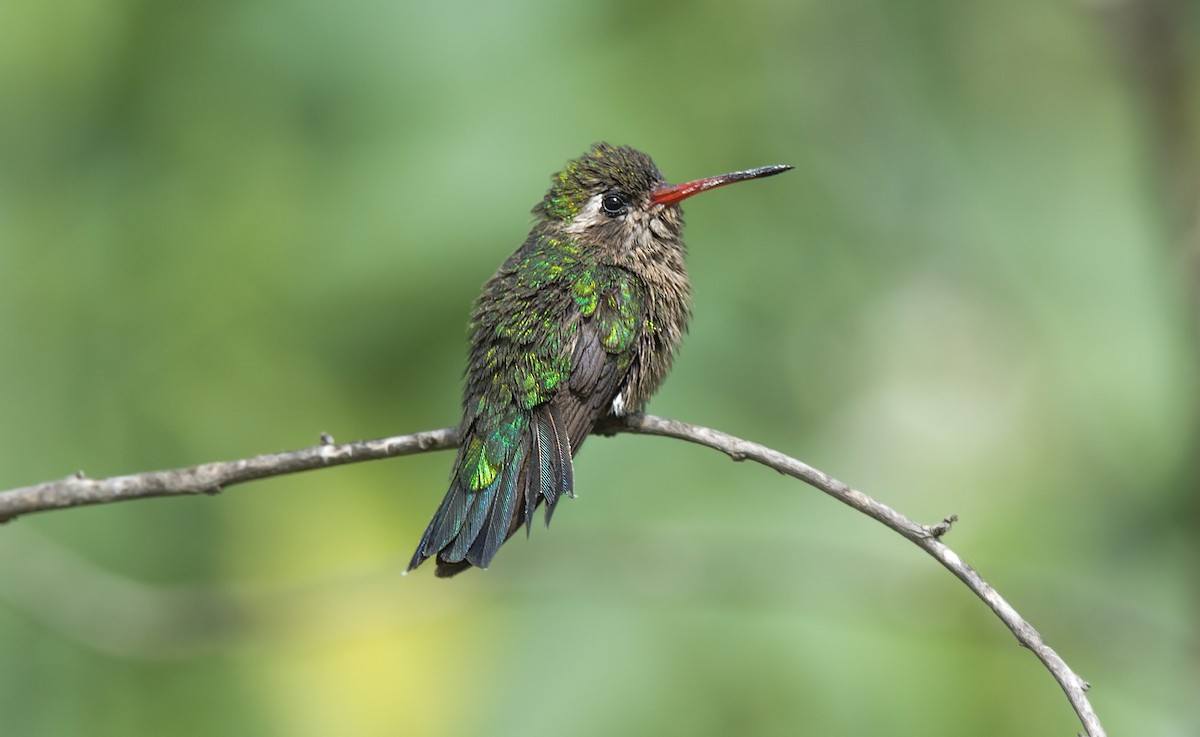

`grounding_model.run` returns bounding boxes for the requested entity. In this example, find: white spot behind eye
[564,195,605,235]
